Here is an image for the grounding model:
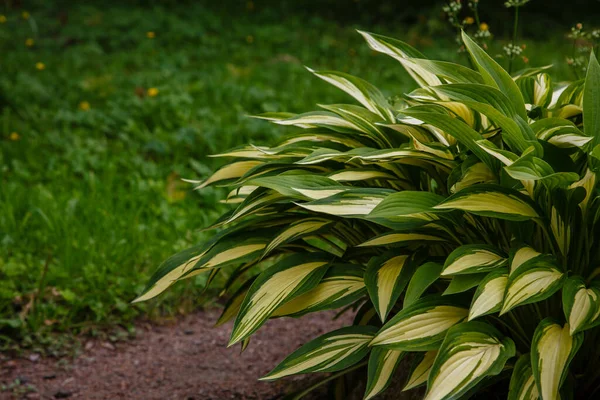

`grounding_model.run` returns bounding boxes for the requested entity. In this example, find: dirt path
[0,309,354,400]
